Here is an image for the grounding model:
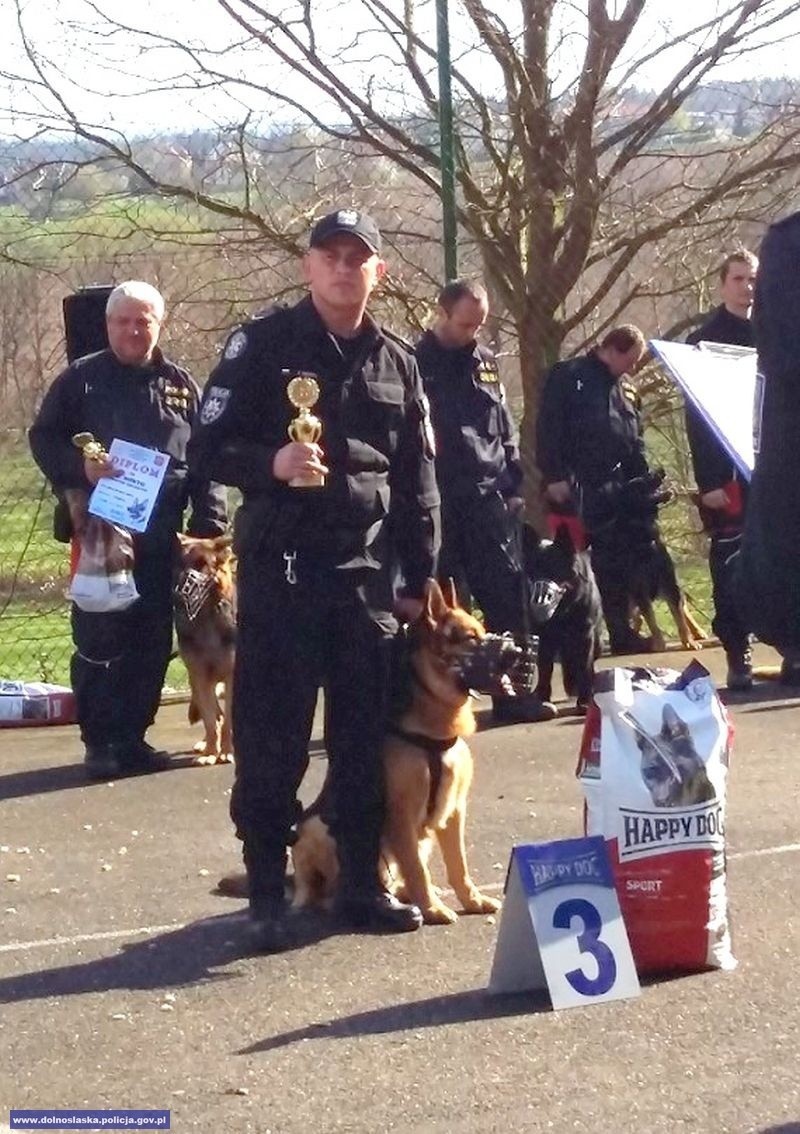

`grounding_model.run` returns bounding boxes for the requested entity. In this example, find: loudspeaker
[62,285,113,363]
